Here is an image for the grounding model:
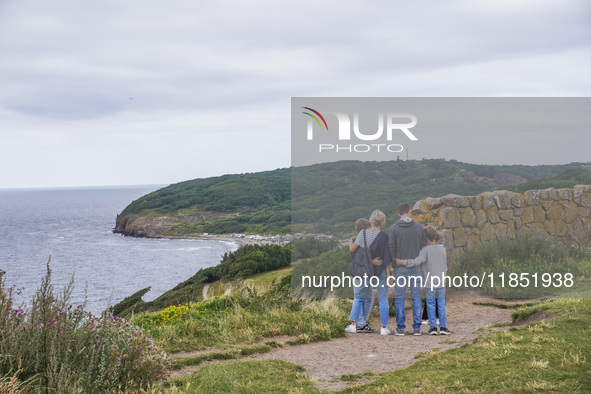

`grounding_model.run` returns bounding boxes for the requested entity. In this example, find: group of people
[345,203,450,336]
